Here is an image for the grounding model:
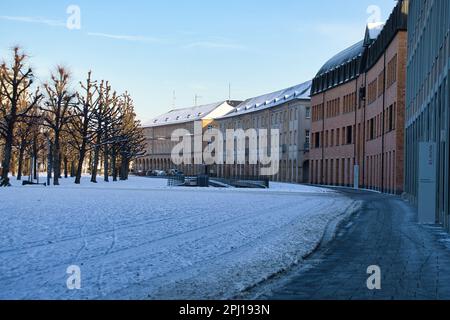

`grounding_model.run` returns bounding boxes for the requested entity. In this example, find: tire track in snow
[97,216,117,296]
[0,211,211,255]
[0,196,319,284]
